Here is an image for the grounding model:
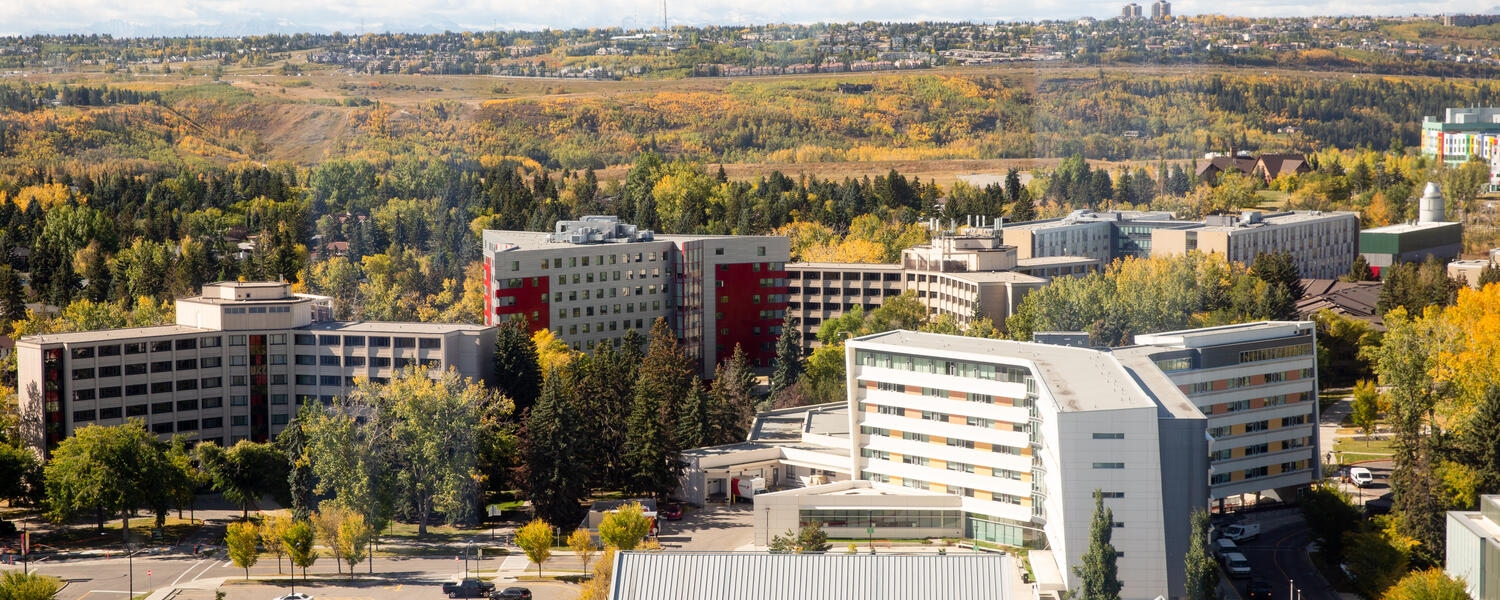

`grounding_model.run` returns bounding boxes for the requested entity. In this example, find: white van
[1223,523,1260,542]
[1349,467,1375,488]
